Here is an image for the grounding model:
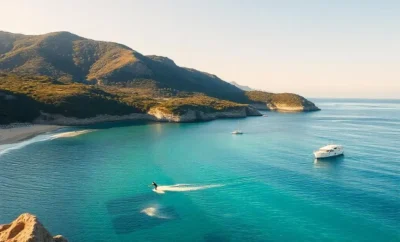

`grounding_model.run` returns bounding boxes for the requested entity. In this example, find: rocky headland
[246,91,320,112]
[0,30,319,126]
